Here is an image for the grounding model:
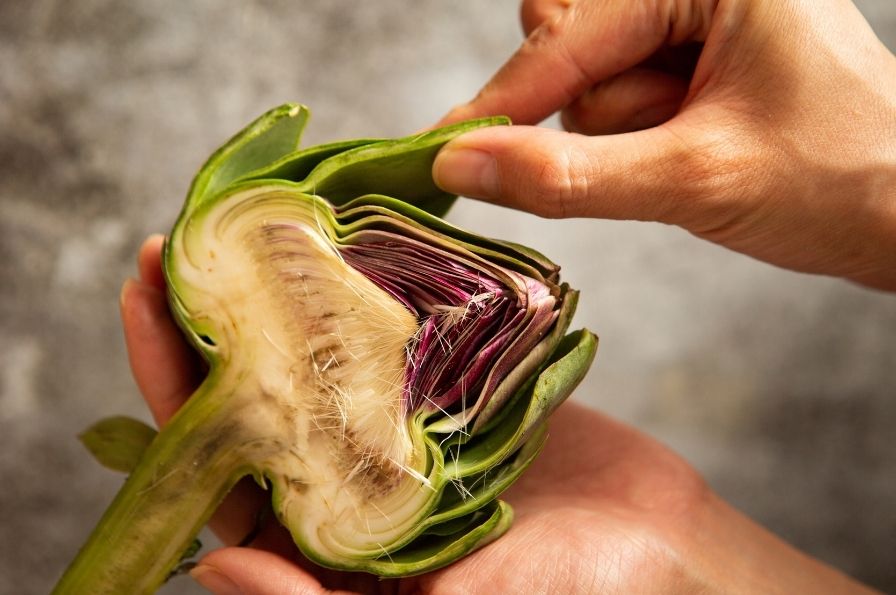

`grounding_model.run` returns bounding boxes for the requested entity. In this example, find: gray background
[1,1,894,593]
